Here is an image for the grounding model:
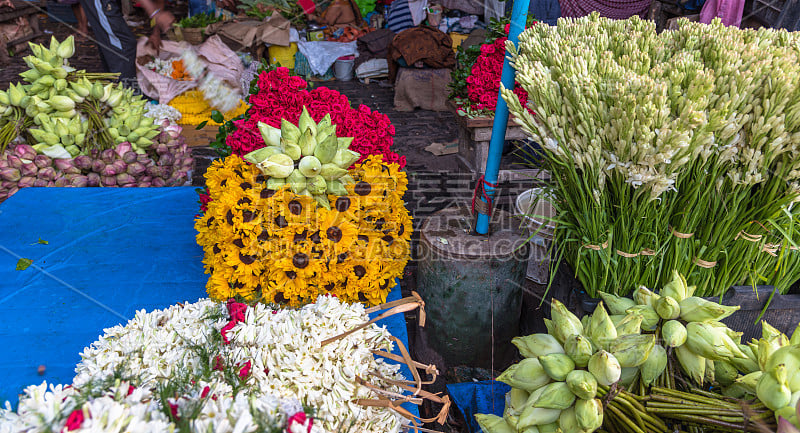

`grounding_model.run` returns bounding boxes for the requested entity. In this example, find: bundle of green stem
[503,13,800,297]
